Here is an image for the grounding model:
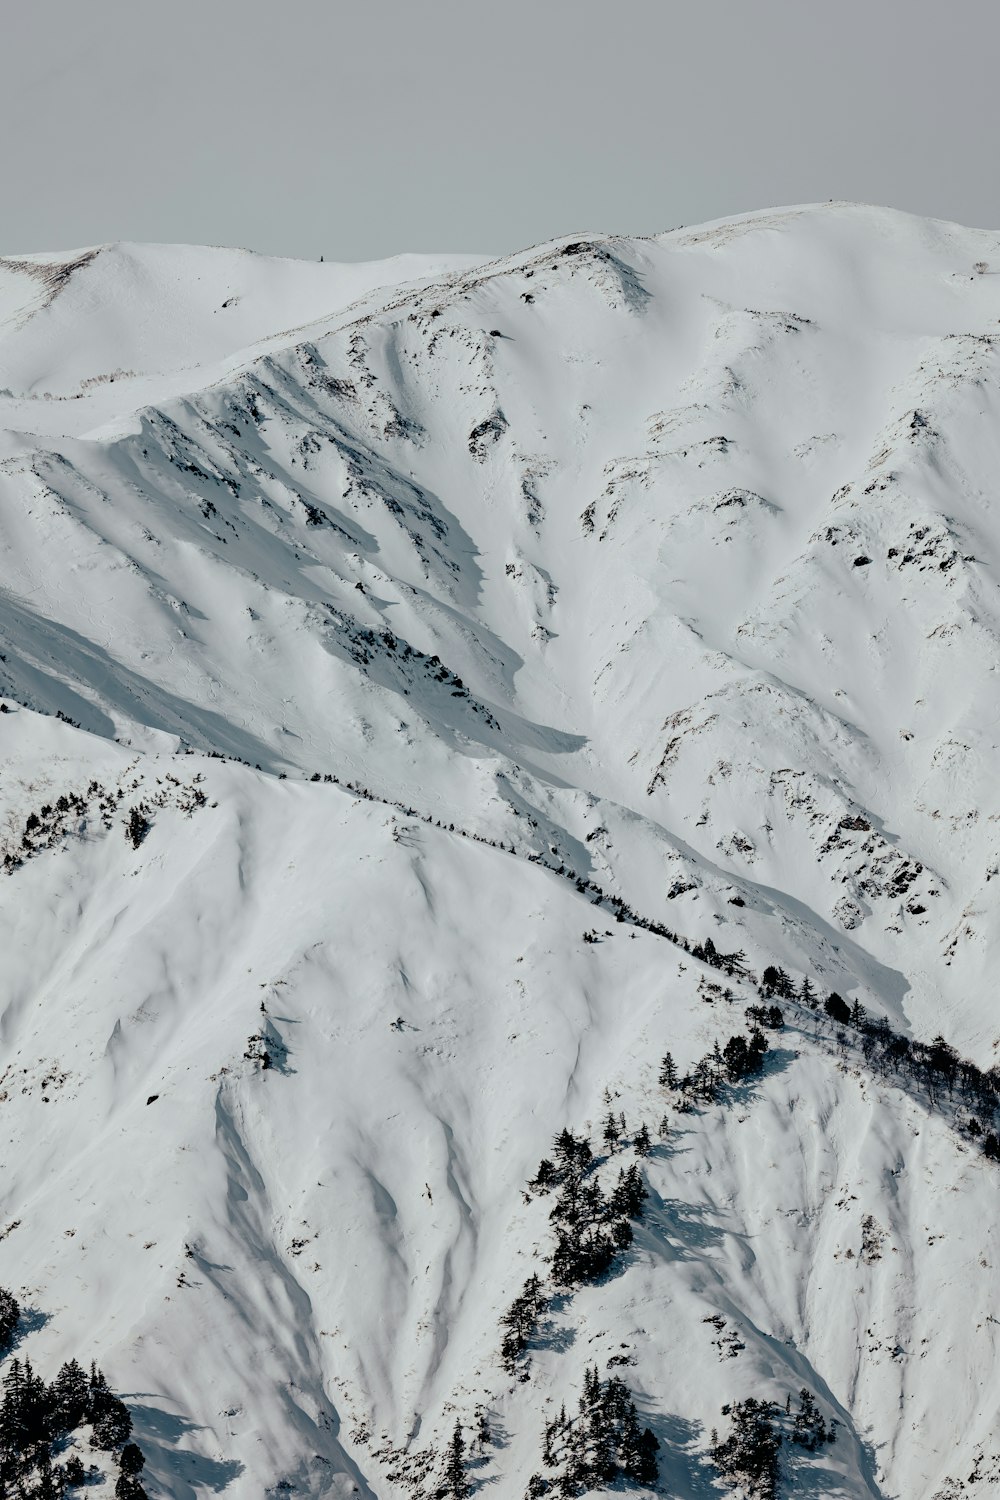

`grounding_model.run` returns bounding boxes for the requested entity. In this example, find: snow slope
[0,242,483,439]
[2,204,1000,1499]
